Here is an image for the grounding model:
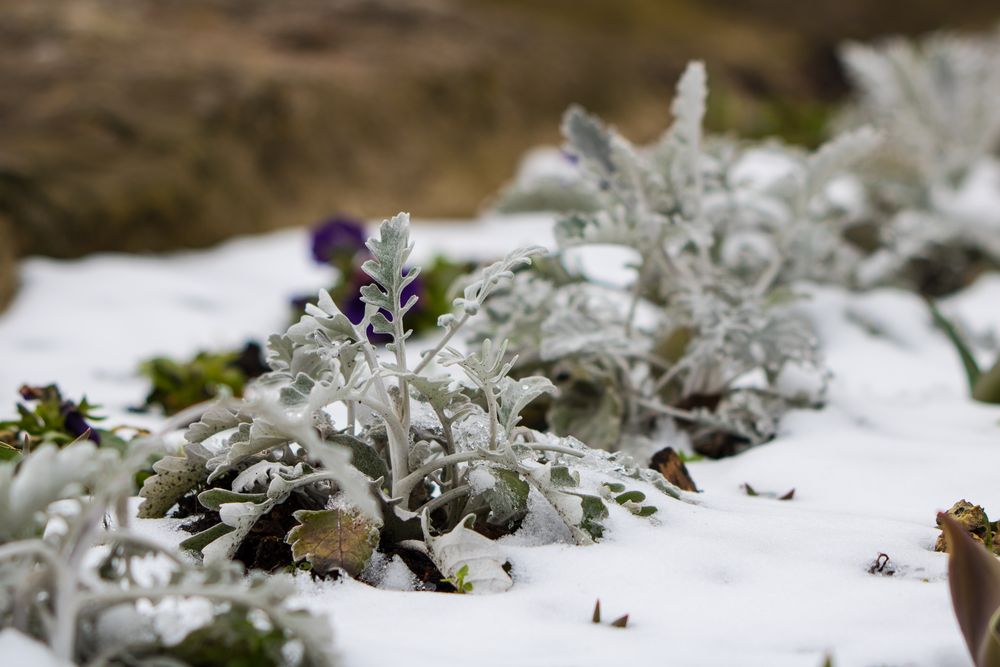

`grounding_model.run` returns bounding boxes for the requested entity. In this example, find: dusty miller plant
[0,433,336,666]
[486,62,879,457]
[838,29,1000,294]
[137,213,678,594]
